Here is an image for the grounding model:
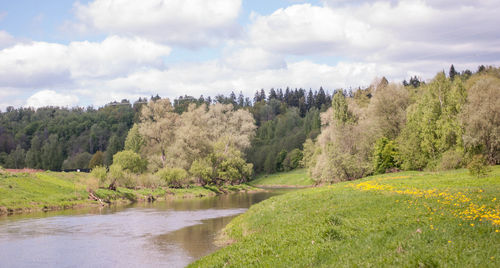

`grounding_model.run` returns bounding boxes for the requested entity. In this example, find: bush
[88,151,104,169]
[438,150,464,170]
[91,166,108,187]
[62,152,92,170]
[467,155,491,177]
[190,158,214,185]
[283,149,303,171]
[373,138,399,174]
[112,150,147,174]
[156,167,189,188]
